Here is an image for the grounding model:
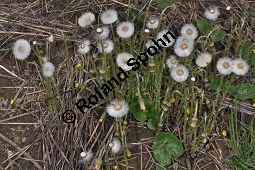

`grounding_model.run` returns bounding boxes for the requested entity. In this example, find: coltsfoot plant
[9,0,255,169]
